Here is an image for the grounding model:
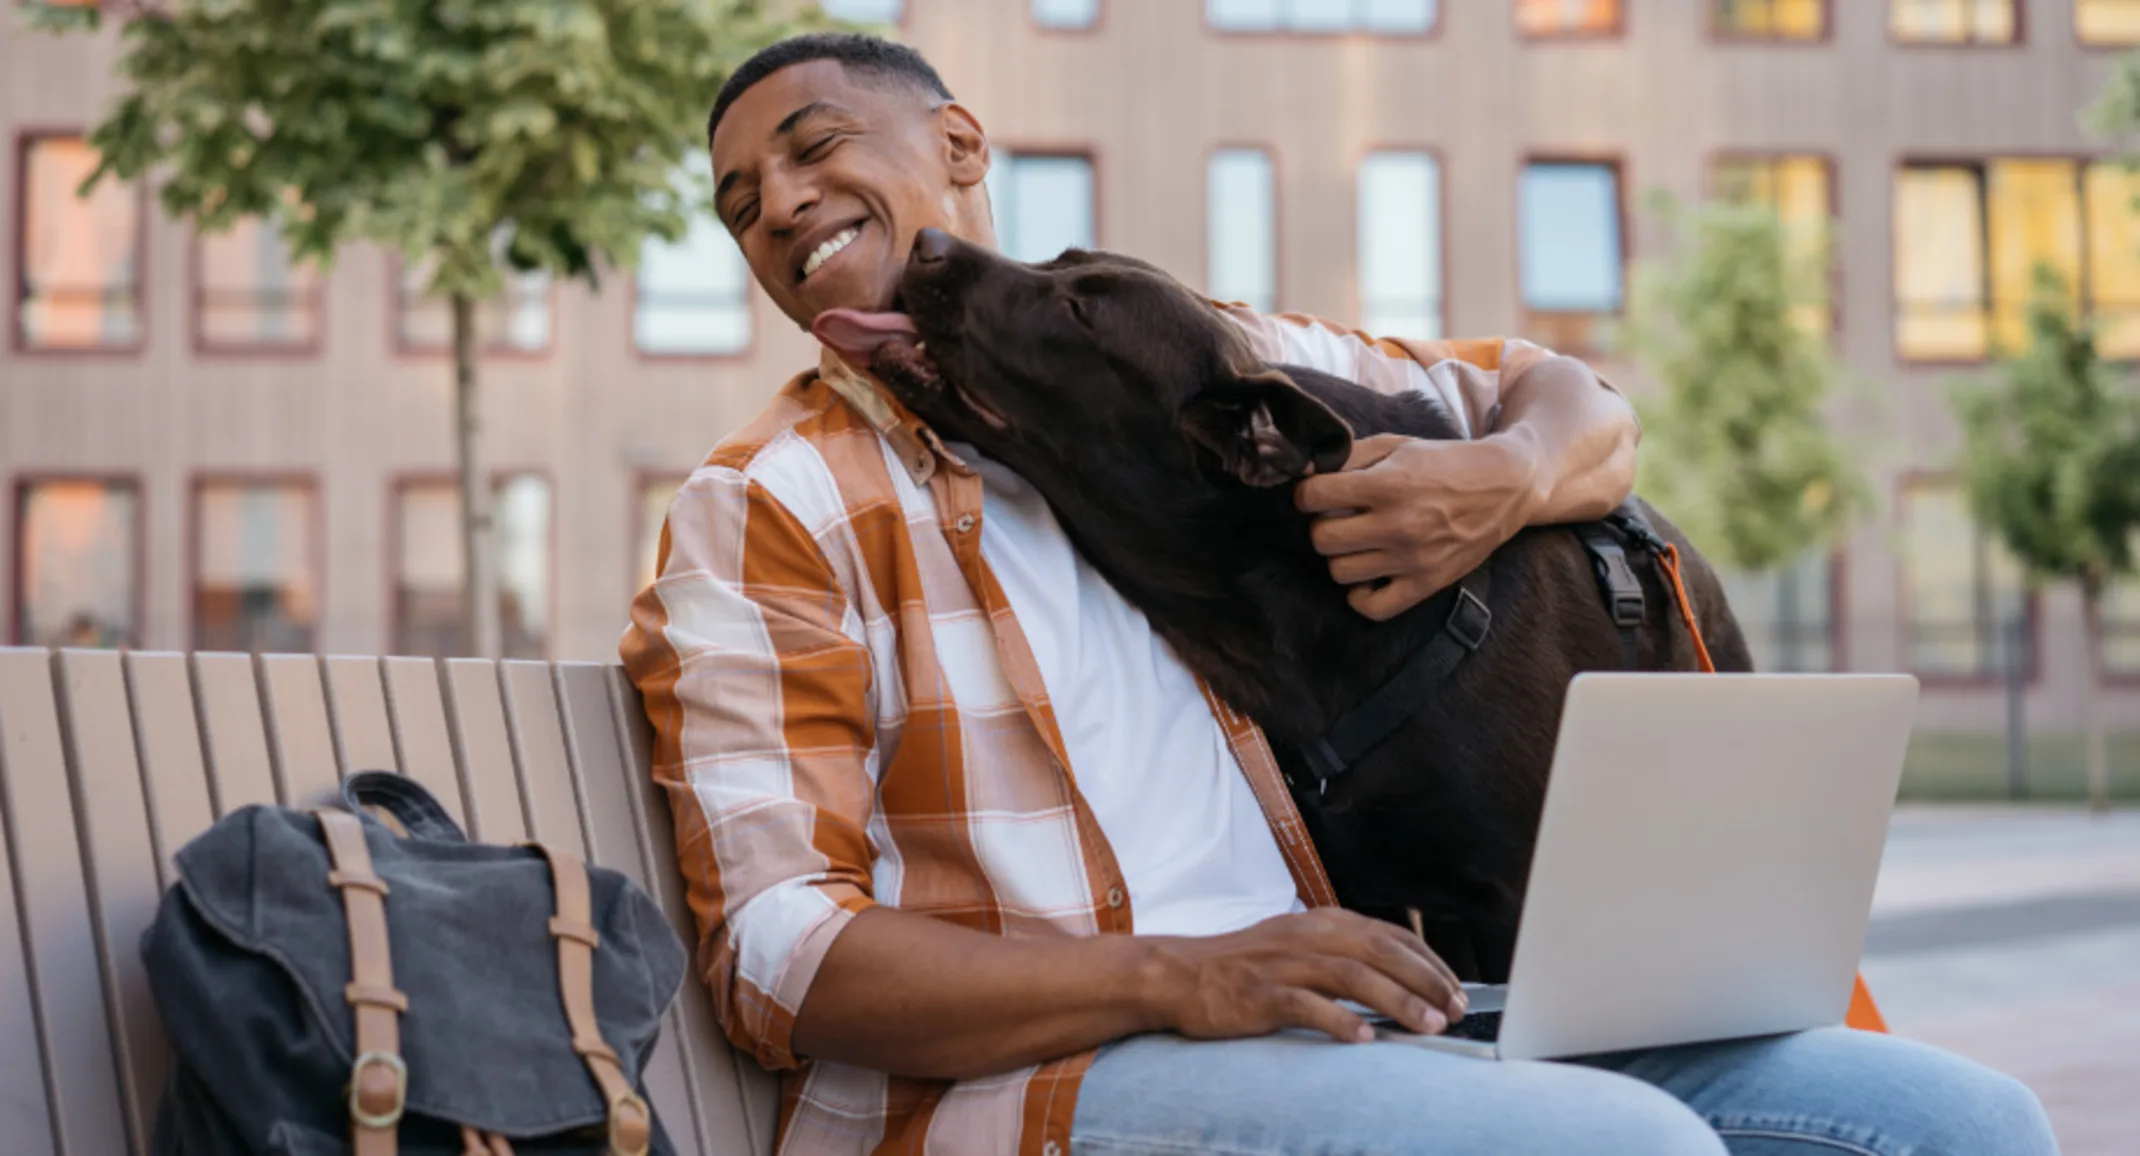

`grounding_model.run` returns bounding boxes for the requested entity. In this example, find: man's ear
[940,103,990,188]
[1179,366,1355,487]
